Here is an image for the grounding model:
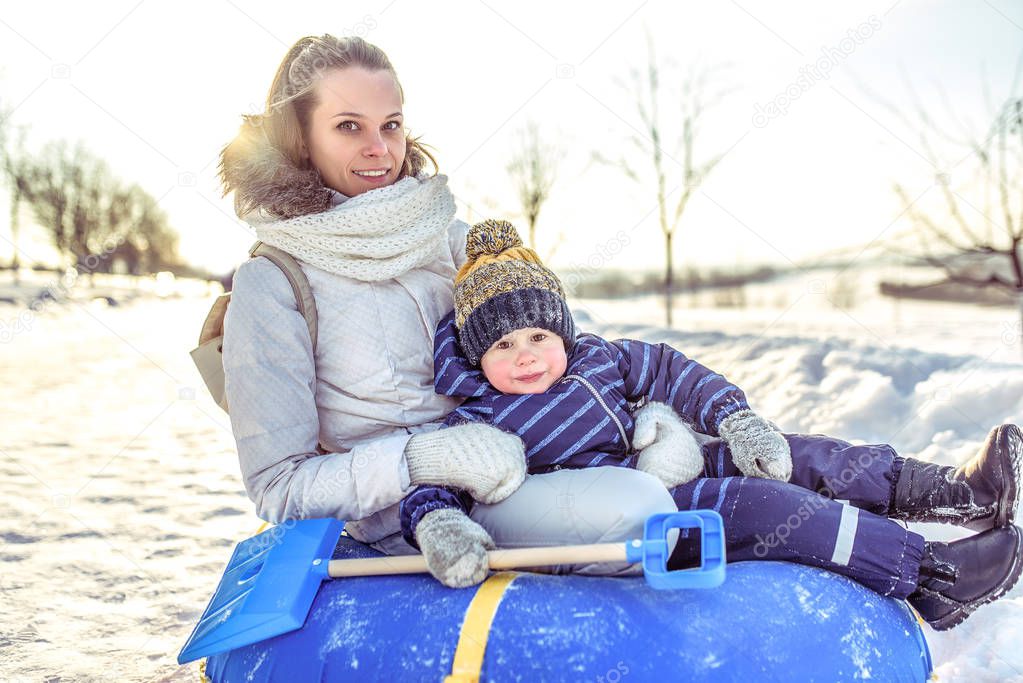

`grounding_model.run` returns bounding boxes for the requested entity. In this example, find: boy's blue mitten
[632,402,705,488]
[718,409,792,482]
